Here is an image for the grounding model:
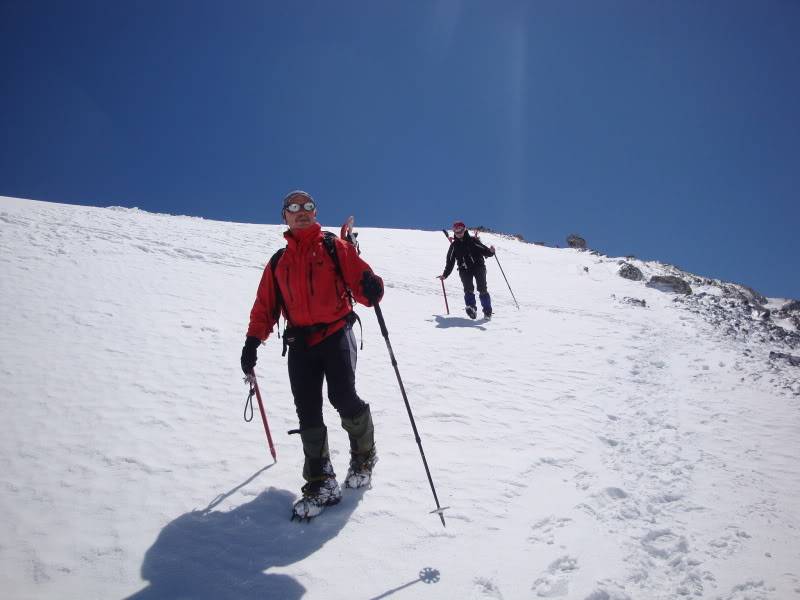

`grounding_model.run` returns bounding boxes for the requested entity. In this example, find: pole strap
[244,379,255,422]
